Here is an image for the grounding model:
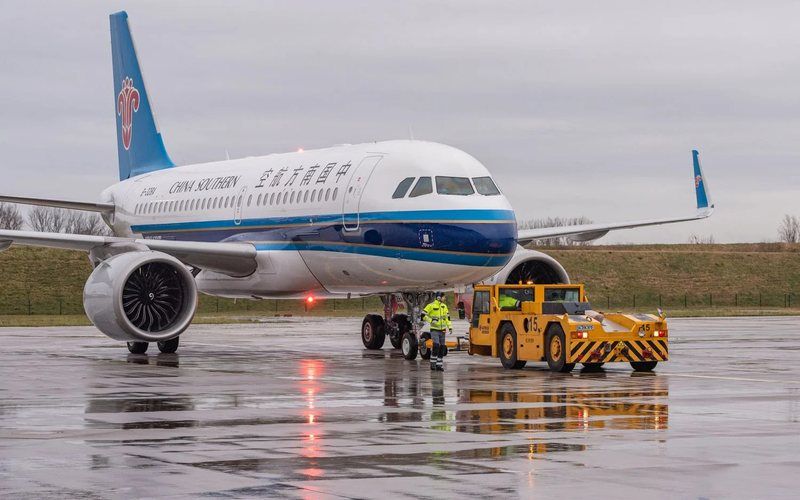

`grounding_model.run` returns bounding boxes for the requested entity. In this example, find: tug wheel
[631,361,658,372]
[498,323,526,370]
[401,331,418,360]
[546,324,574,373]
[361,315,386,350]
